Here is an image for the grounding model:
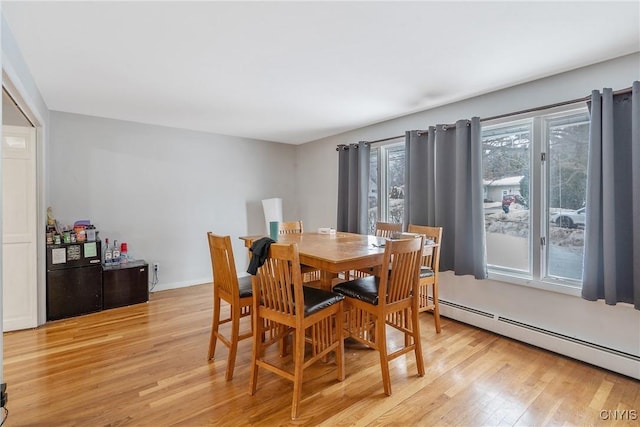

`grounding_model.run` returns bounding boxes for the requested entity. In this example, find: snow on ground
[484,205,584,252]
